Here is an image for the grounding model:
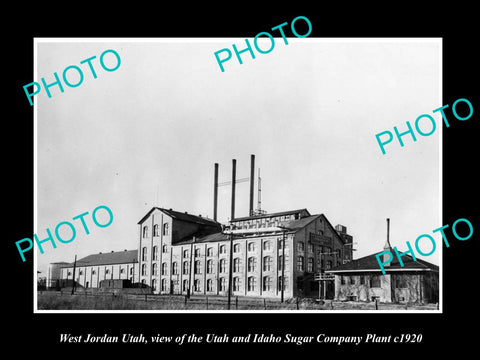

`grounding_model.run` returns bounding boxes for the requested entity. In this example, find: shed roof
[59,250,138,268]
